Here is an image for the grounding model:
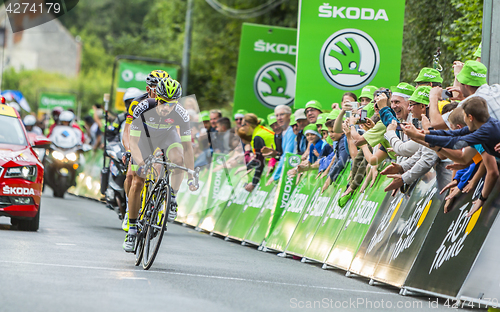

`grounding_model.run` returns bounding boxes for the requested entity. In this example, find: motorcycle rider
[51,111,85,144]
[23,115,43,135]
